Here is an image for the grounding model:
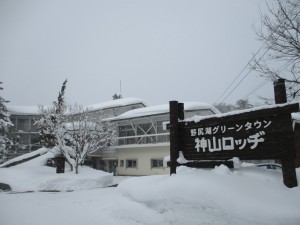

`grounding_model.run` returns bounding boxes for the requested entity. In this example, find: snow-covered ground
[1,153,300,225]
